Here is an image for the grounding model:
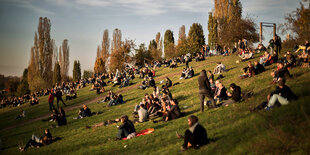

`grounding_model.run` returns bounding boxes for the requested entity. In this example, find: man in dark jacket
[224,83,241,106]
[117,115,136,139]
[266,78,297,108]
[177,115,209,151]
[55,89,66,108]
[198,70,215,111]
